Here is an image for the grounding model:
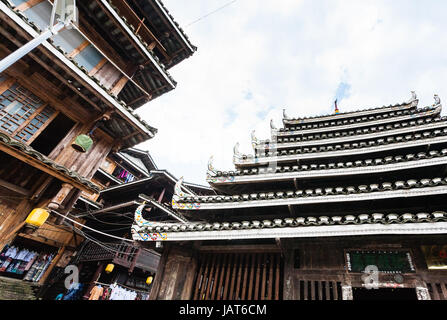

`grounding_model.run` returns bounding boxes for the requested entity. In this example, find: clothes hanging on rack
[22,253,54,282]
[89,285,104,300]
[0,245,42,278]
[93,282,149,300]
[115,169,136,183]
